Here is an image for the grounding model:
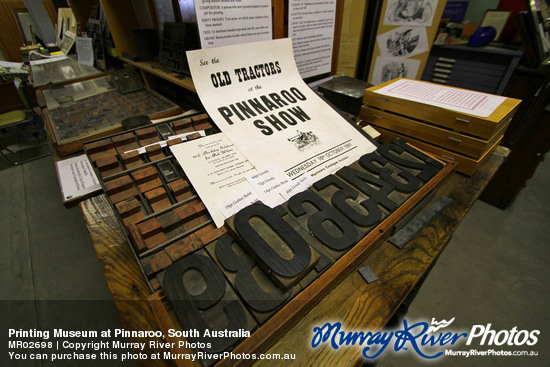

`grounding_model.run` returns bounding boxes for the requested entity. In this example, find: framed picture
[480,10,512,41]
[13,8,39,45]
